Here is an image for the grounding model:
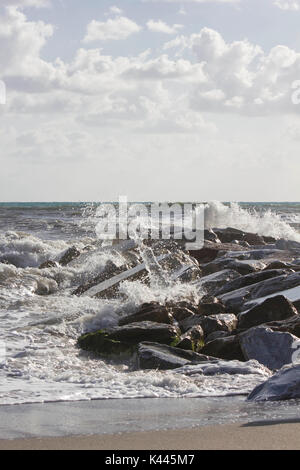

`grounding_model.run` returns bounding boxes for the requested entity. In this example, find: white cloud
[274,0,300,10]
[1,0,50,7]
[83,16,142,43]
[147,19,184,34]
[109,6,123,15]
[143,0,240,3]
